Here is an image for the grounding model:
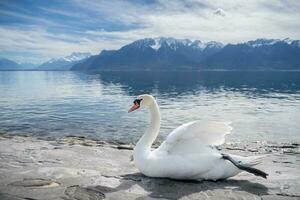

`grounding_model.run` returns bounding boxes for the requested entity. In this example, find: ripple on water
[0,71,299,143]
